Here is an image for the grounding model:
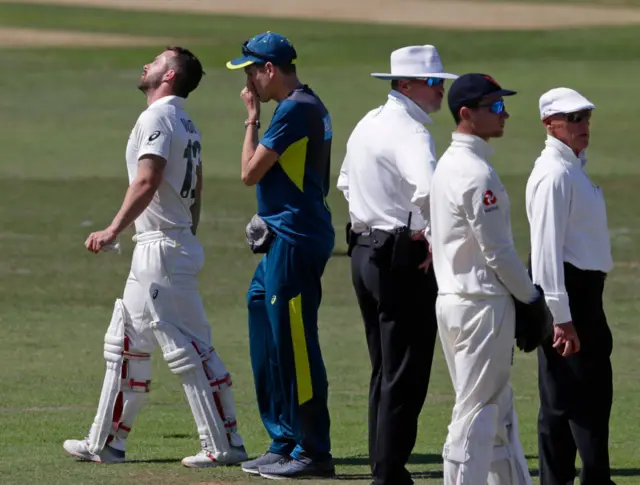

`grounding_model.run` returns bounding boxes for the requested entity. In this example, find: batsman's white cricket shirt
[526,134,613,324]
[336,90,436,236]
[430,132,538,303]
[126,95,201,234]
